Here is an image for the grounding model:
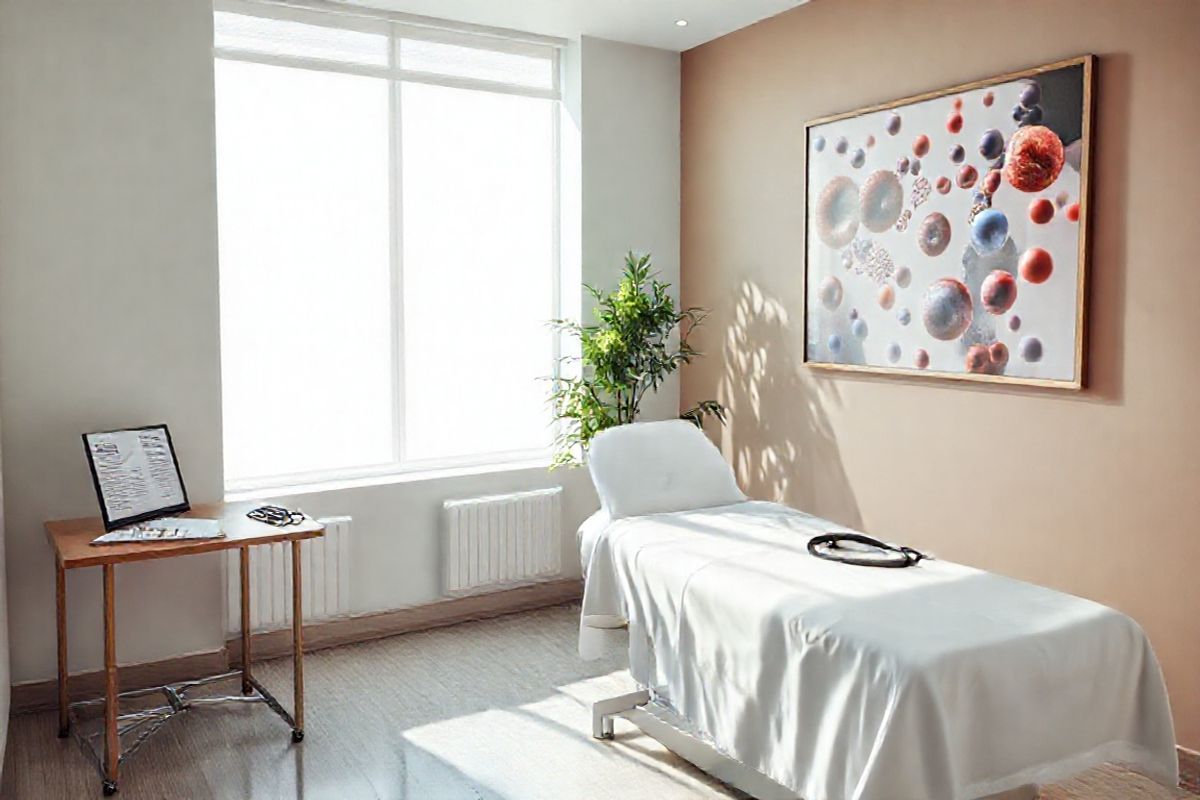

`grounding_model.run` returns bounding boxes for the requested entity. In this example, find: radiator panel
[225,515,352,633]
[443,487,562,595]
